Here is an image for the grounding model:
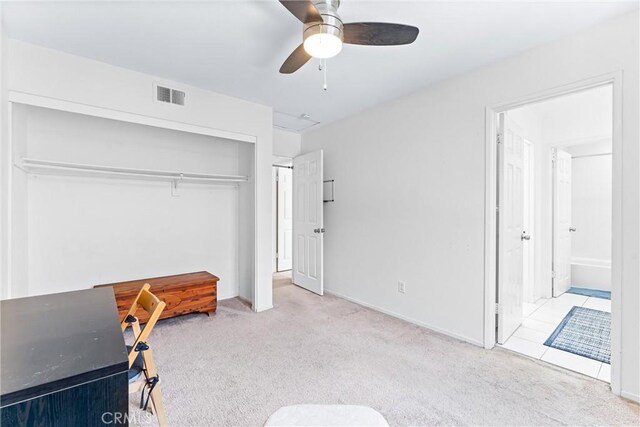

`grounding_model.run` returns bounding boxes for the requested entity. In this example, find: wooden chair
[120,283,168,426]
